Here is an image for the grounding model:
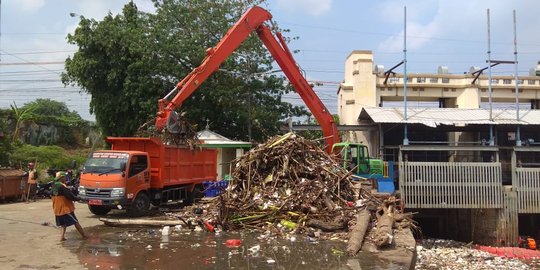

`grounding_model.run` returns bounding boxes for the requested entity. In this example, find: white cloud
[378,21,439,52]
[276,0,332,16]
[377,0,540,53]
[18,0,45,13]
